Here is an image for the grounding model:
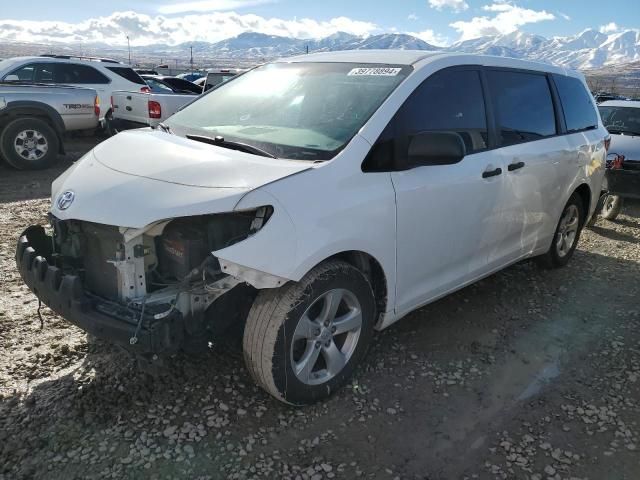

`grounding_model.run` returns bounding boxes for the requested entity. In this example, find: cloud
[410,29,448,46]
[158,0,273,15]
[450,2,555,41]
[407,13,419,21]
[558,12,571,21]
[599,22,619,34]
[0,11,378,46]
[428,0,469,13]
